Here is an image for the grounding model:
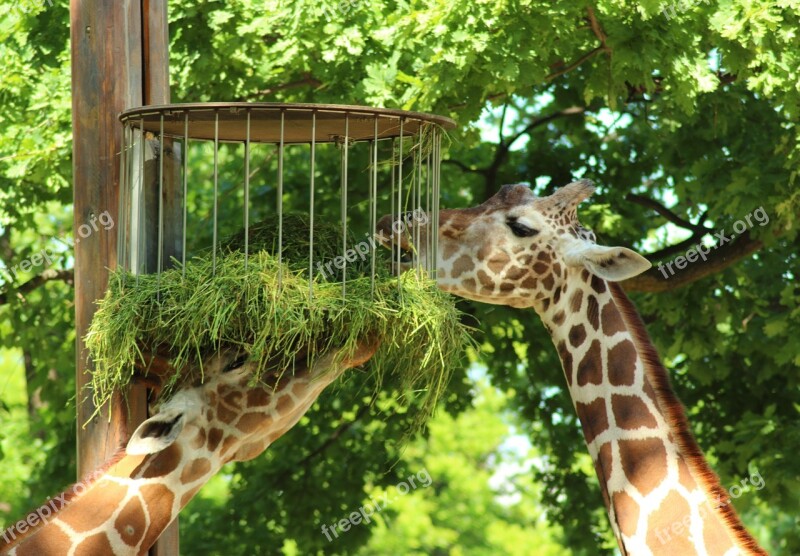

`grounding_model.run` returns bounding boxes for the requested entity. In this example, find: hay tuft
[85,214,471,427]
